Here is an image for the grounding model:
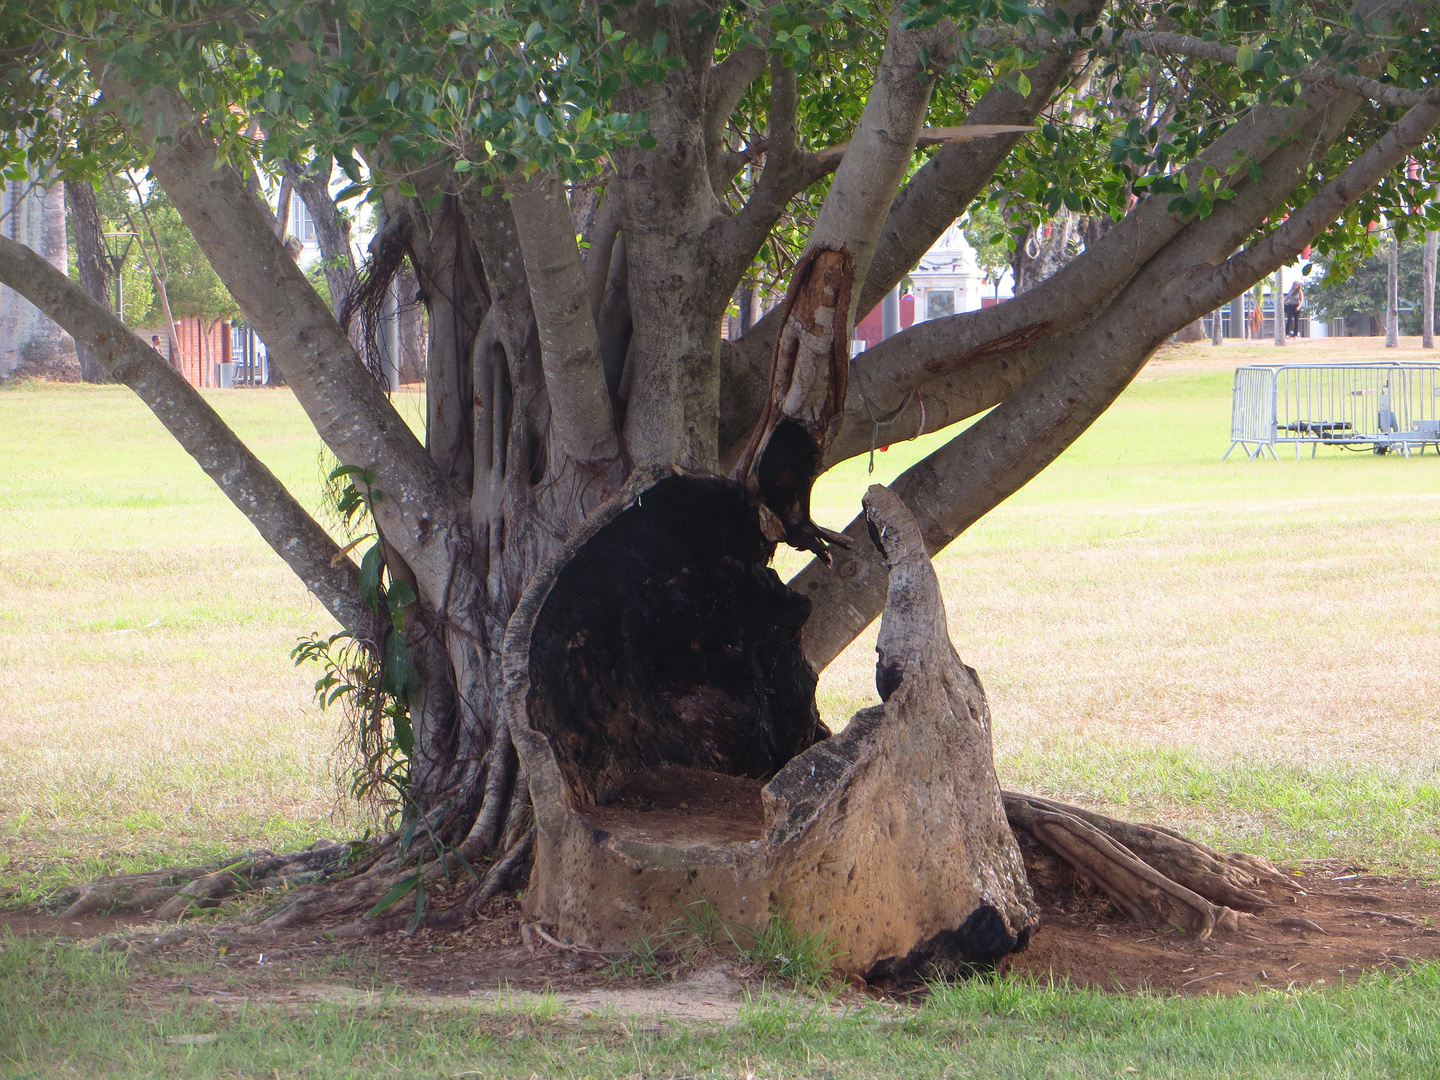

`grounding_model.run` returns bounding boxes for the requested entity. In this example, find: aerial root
[55,840,354,920]
[1002,792,1297,939]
